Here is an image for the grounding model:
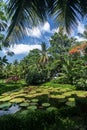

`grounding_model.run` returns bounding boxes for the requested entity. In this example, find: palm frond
[52,0,87,33]
[5,0,52,43]
[5,0,87,44]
